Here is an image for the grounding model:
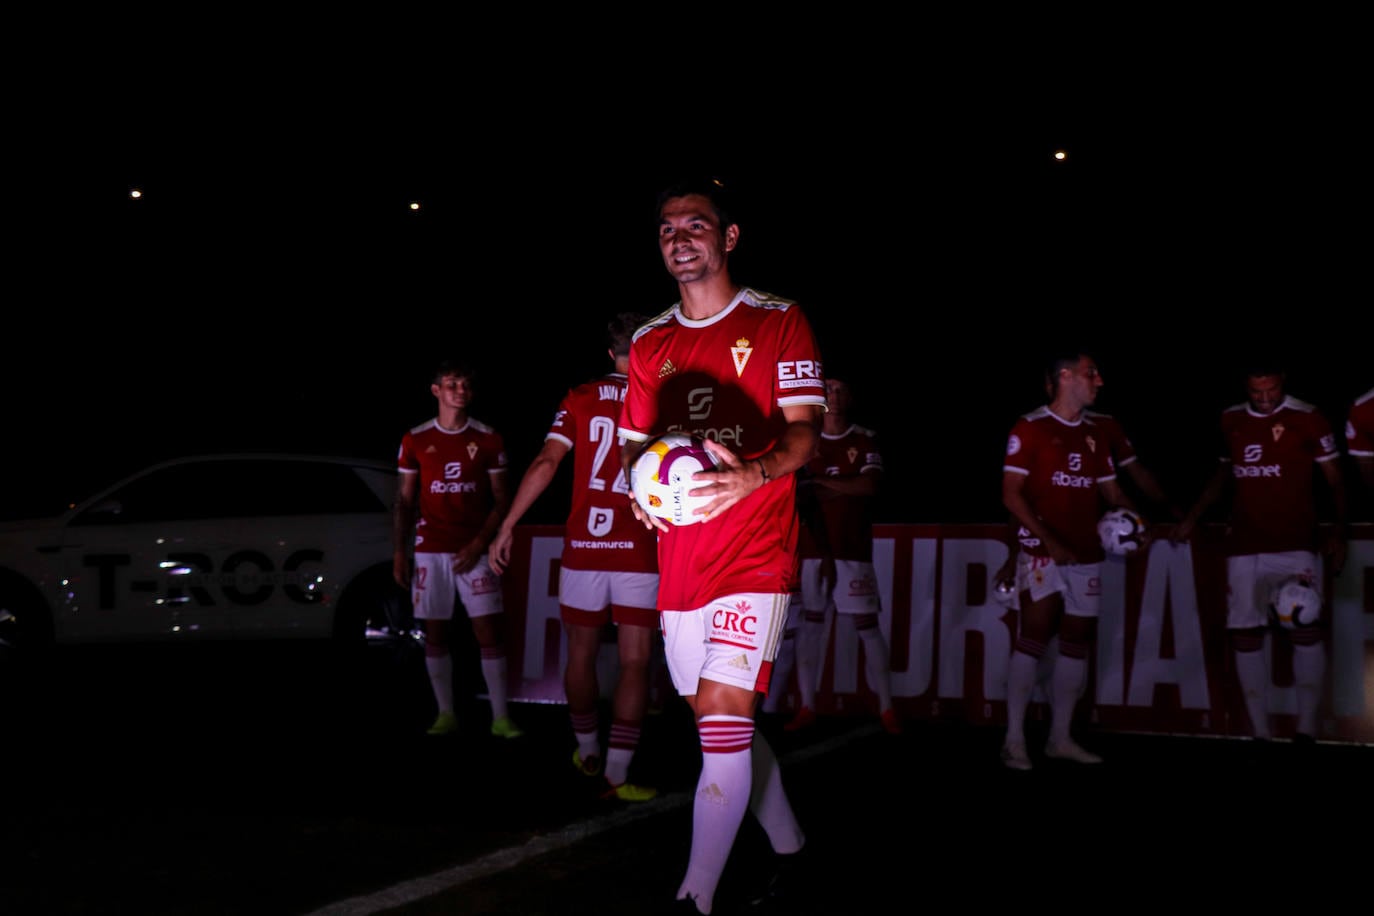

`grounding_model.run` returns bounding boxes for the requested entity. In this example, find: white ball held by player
[1097,507,1146,556]
[992,578,1018,608]
[630,432,719,526]
[1269,576,1321,630]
